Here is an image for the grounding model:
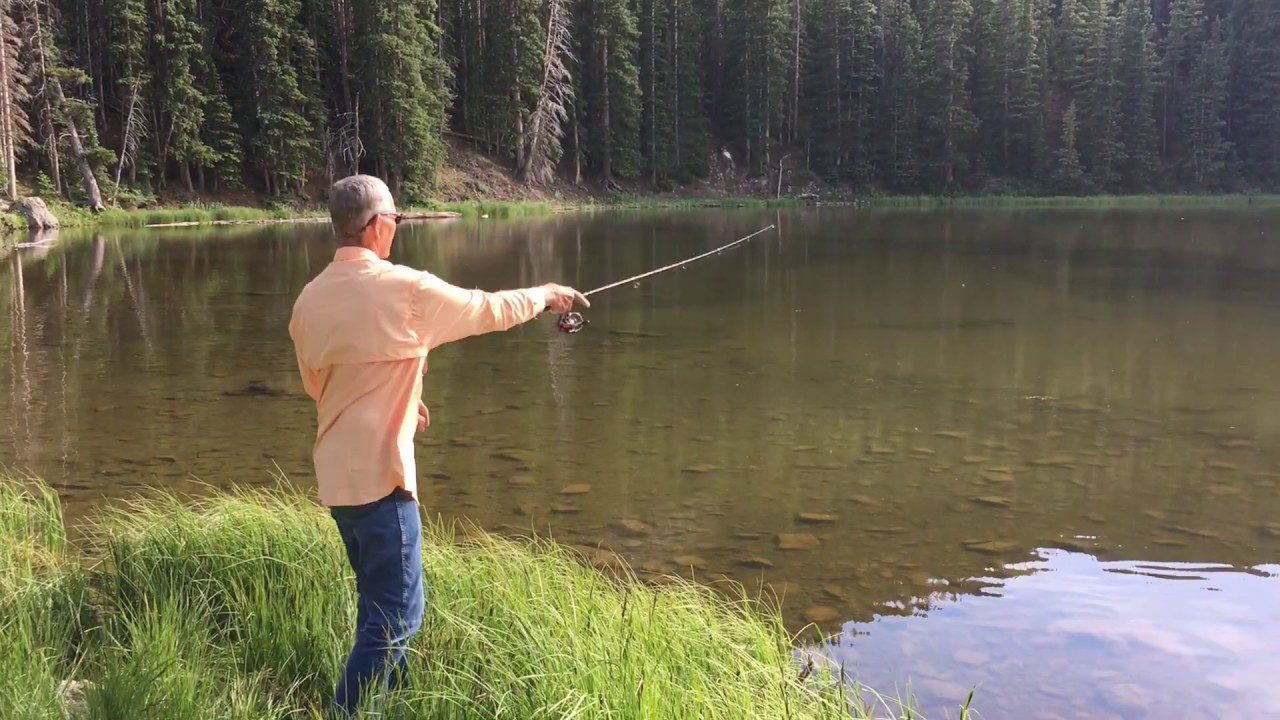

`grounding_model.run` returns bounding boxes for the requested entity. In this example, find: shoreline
[5,192,1280,237]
